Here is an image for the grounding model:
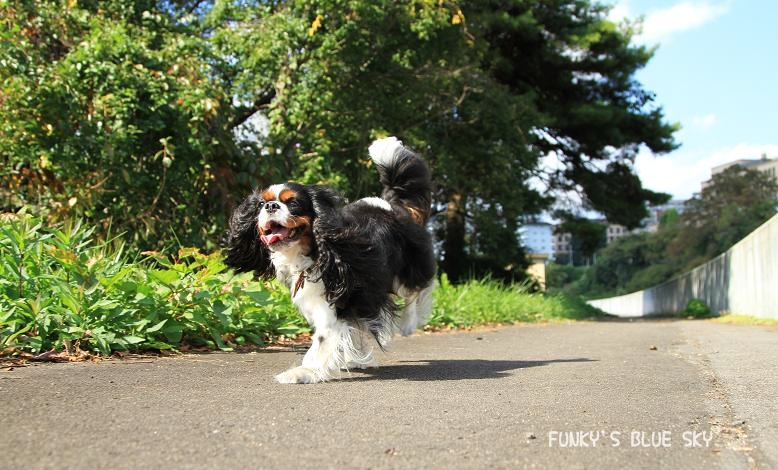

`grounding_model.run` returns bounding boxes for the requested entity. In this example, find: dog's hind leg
[397,281,435,336]
[342,325,379,370]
